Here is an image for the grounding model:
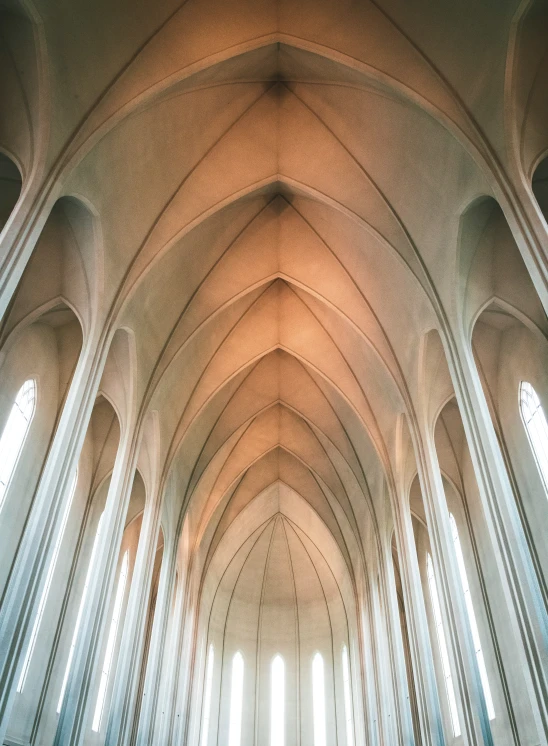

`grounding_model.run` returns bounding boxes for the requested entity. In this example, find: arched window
[17,469,79,692]
[342,645,354,746]
[228,651,244,746]
[271,655,285,746]
[519,381,548,490]
[200,644,214,746]
[426,554,461,737]
[450,515,495,720]
[312,652,326,746]
[58,512,104,713]
[0,379,36,511]
[92,550,129,732]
